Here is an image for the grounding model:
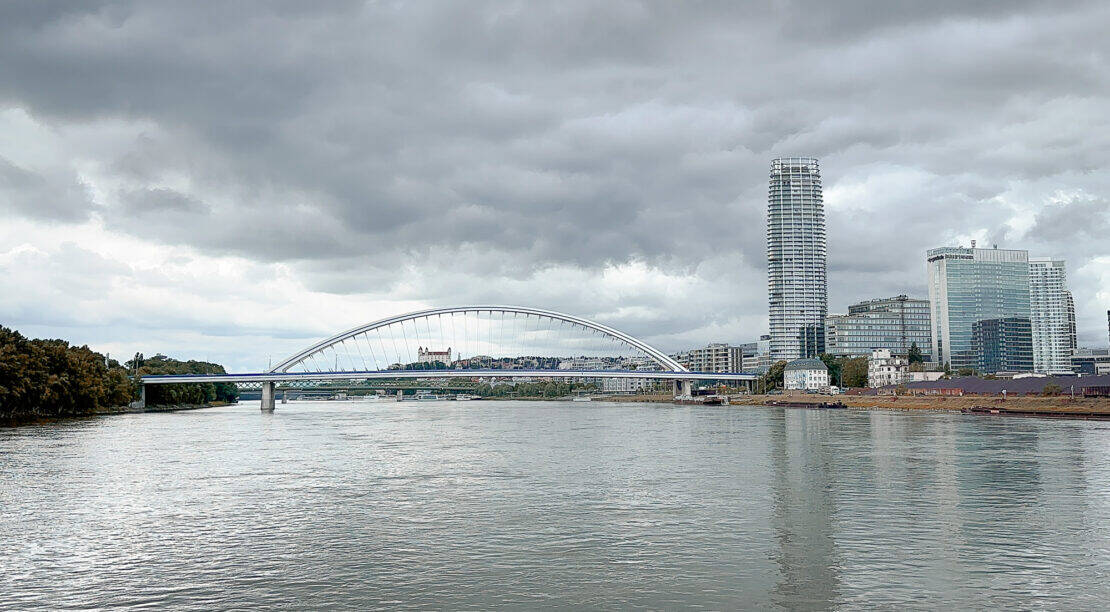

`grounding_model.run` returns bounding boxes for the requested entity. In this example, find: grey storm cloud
[2,0,1110,348]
